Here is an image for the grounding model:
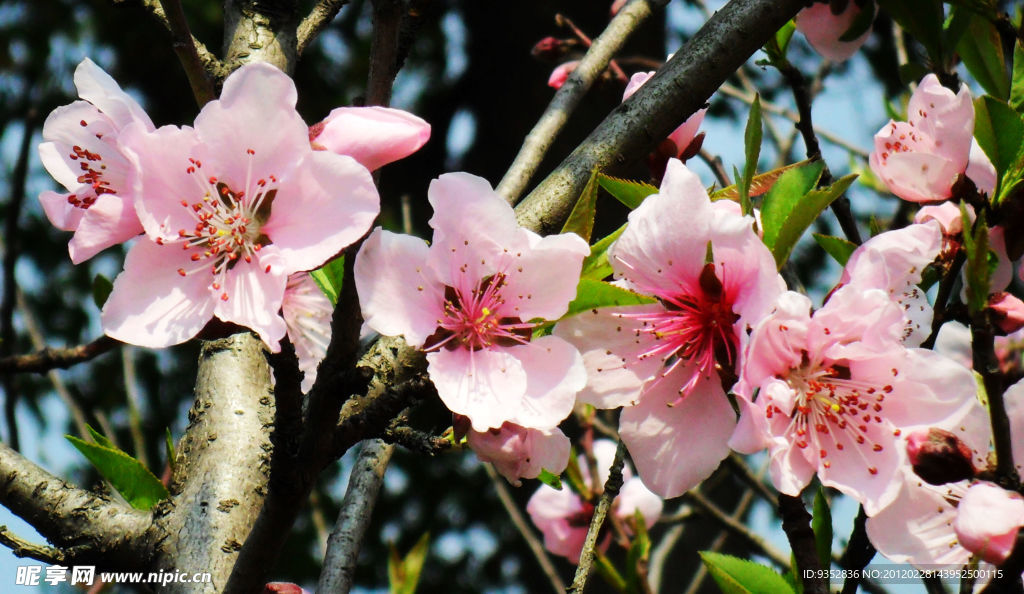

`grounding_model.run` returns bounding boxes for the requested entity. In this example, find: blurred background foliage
[0,0,923,591]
